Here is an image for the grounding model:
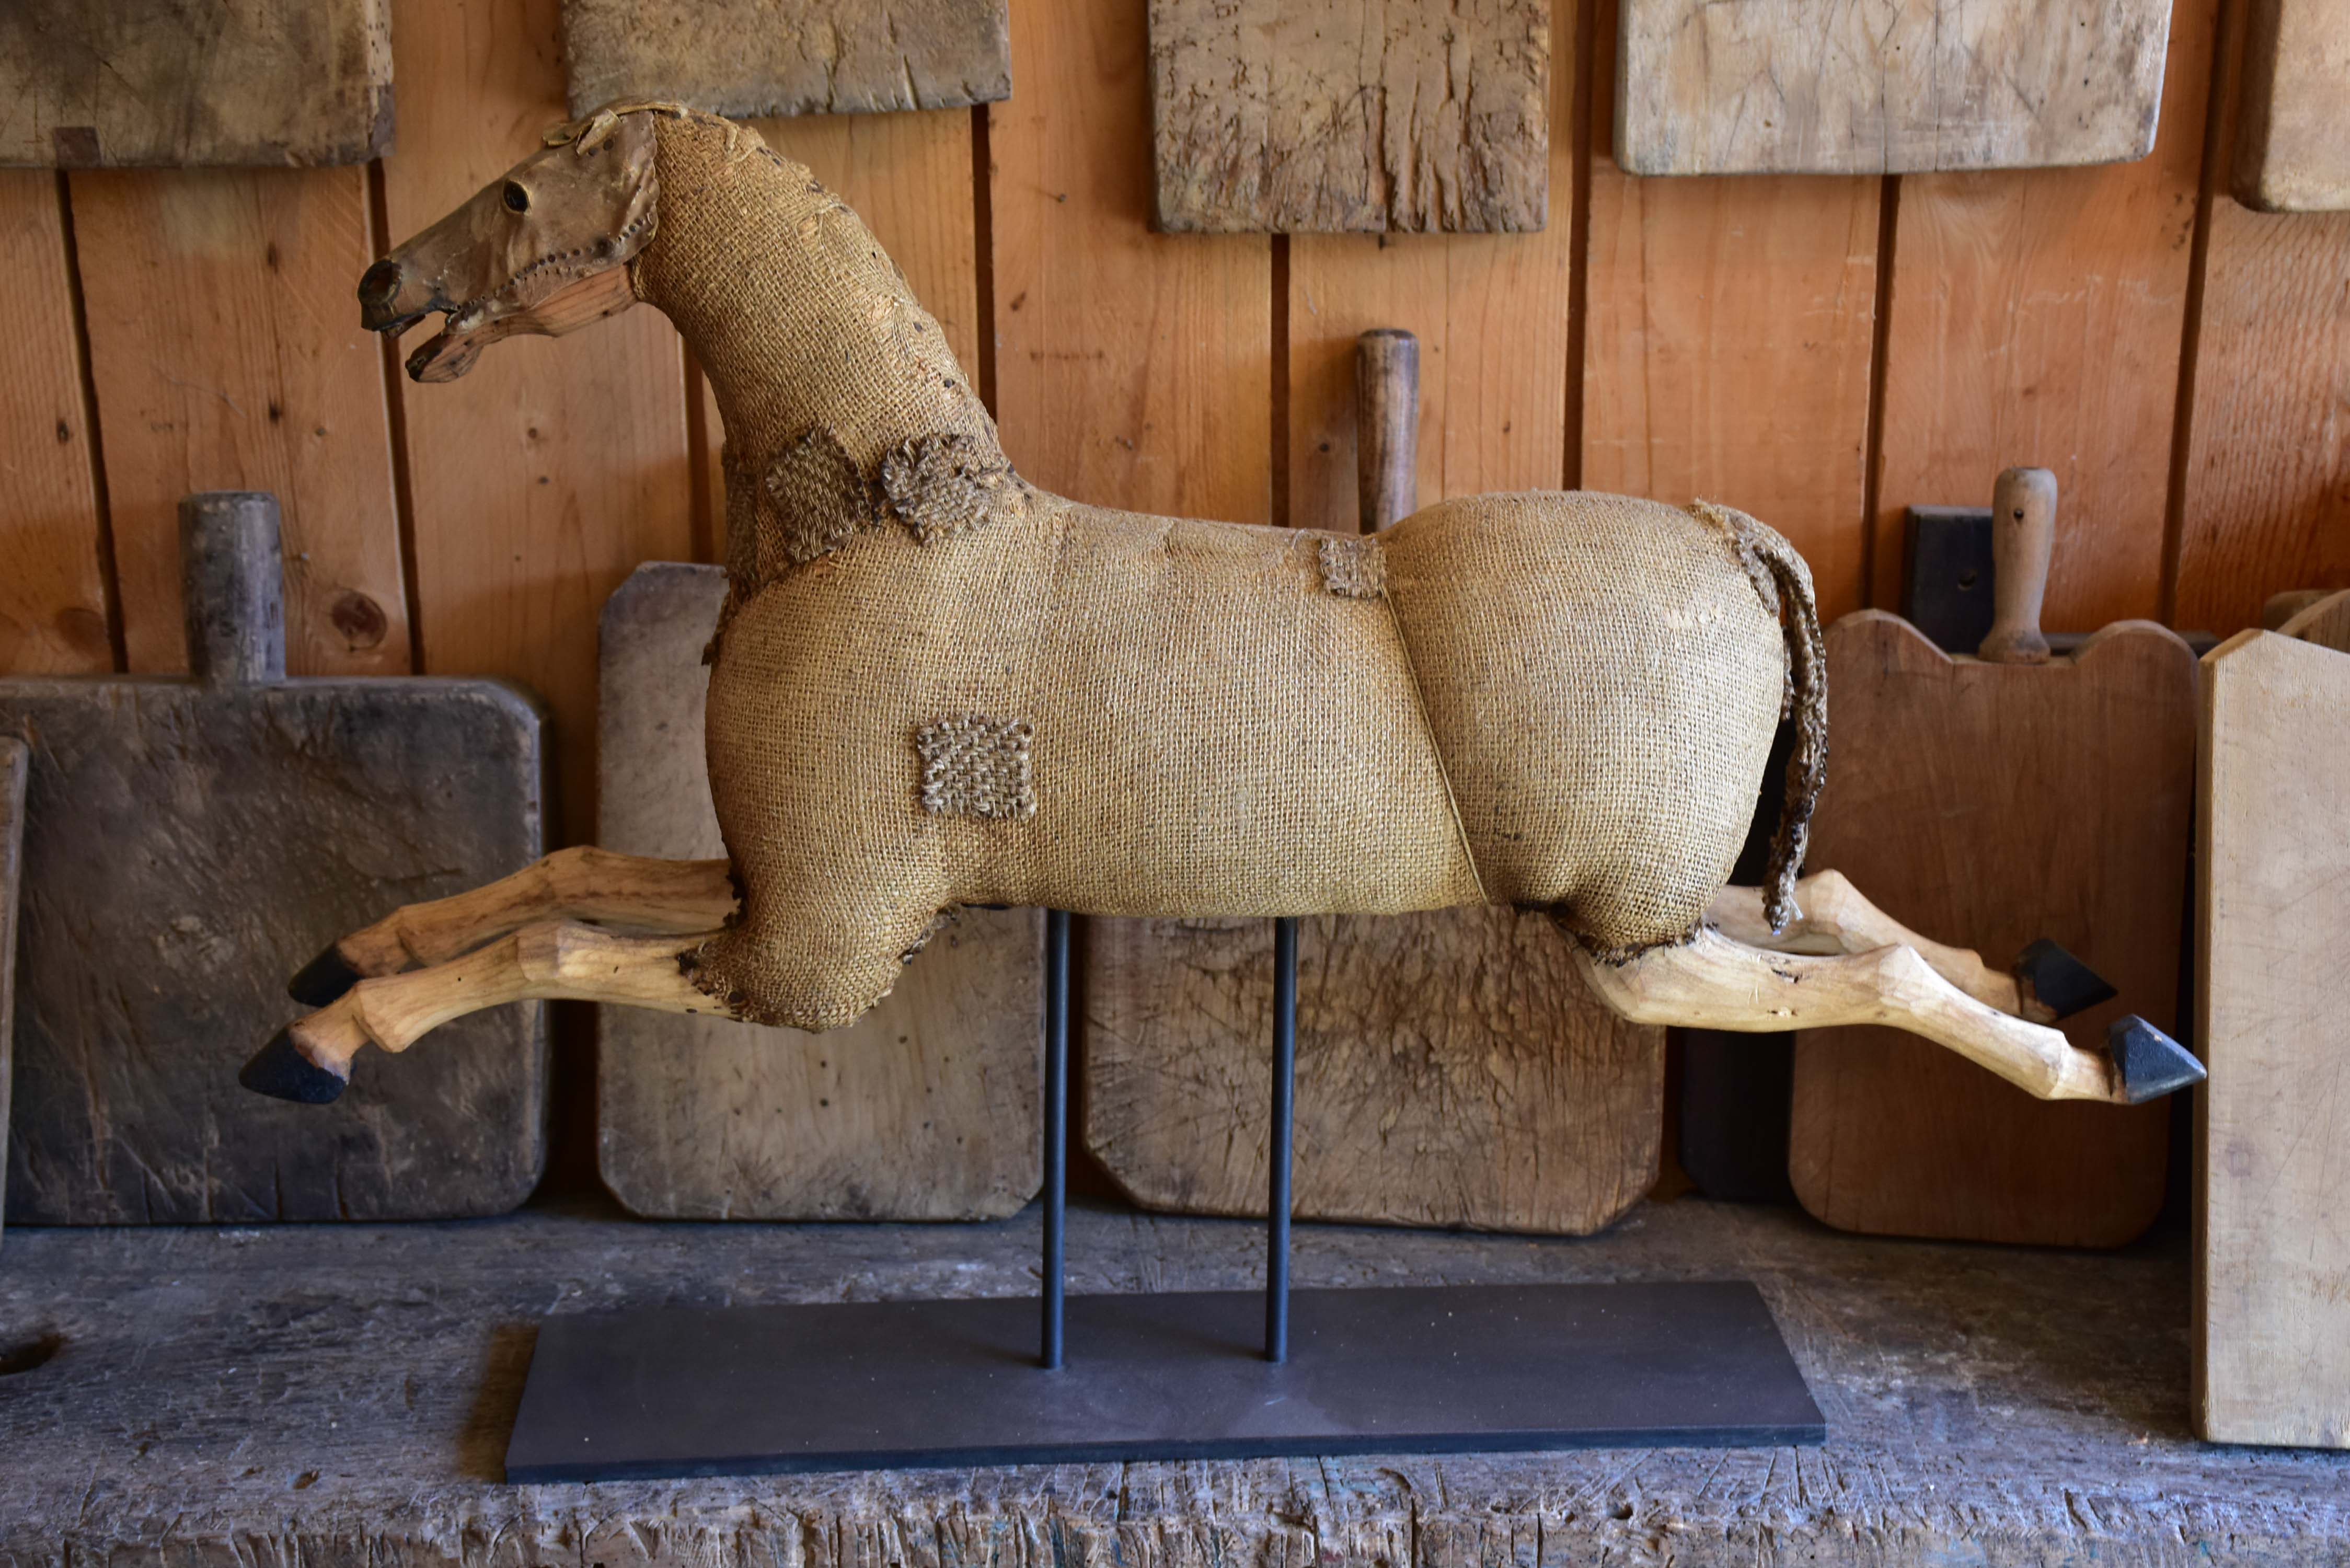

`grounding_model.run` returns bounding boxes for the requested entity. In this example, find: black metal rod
[1266,915,1298,1363]
[1041,909,1070,1370]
